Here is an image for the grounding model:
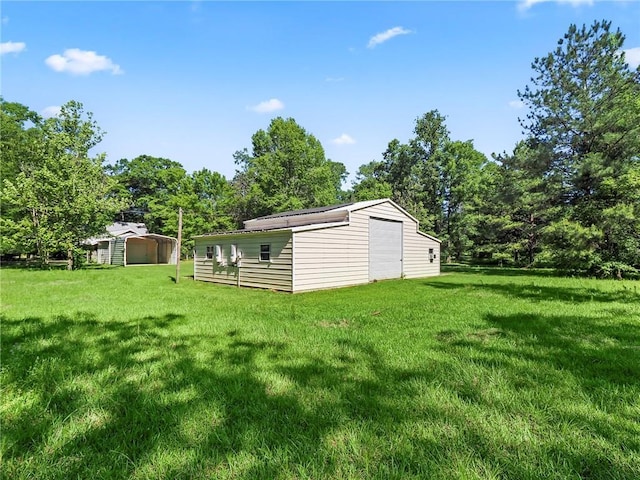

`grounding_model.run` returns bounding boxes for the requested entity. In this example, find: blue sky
[2,1,639,185]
